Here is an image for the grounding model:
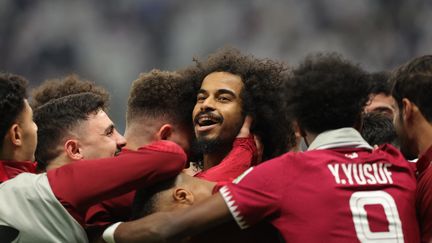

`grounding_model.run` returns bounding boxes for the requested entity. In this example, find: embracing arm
[113,193,232,243]
[195,116,261,182]
[47,140,187,223]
